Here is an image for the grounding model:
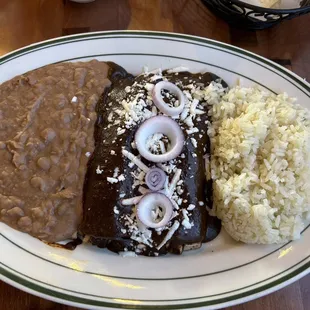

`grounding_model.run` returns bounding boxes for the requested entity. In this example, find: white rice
[206,84,310,244]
